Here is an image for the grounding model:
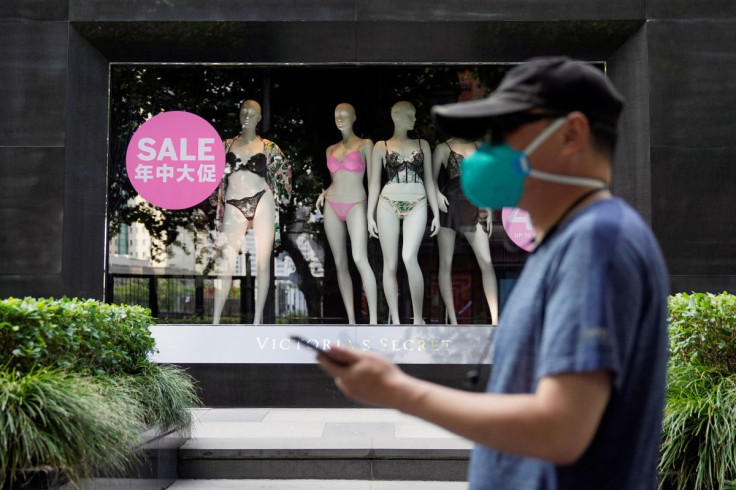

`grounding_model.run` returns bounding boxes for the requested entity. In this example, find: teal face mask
[460,118,606,209]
